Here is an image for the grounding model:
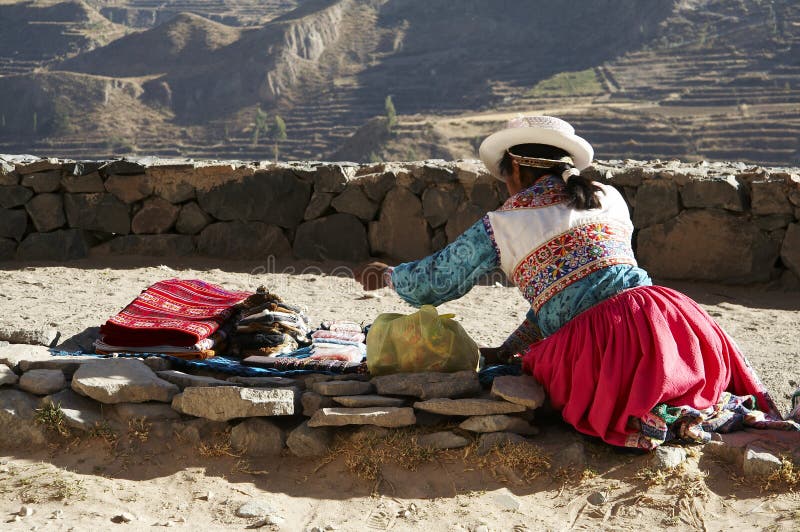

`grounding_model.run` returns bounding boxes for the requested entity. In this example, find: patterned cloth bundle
[228,287,312,357]
[96,279,252,359]
[96,280,368,377]
[242,320,368,373]
[308,322,367,362]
